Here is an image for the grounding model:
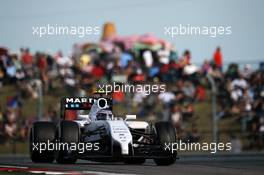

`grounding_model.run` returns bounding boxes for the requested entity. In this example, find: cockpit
[96,110,114,120]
